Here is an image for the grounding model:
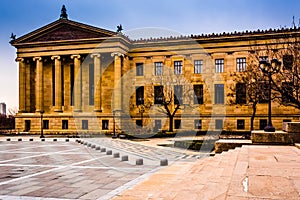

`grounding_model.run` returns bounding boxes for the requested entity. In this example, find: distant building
[0,103,6,115]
